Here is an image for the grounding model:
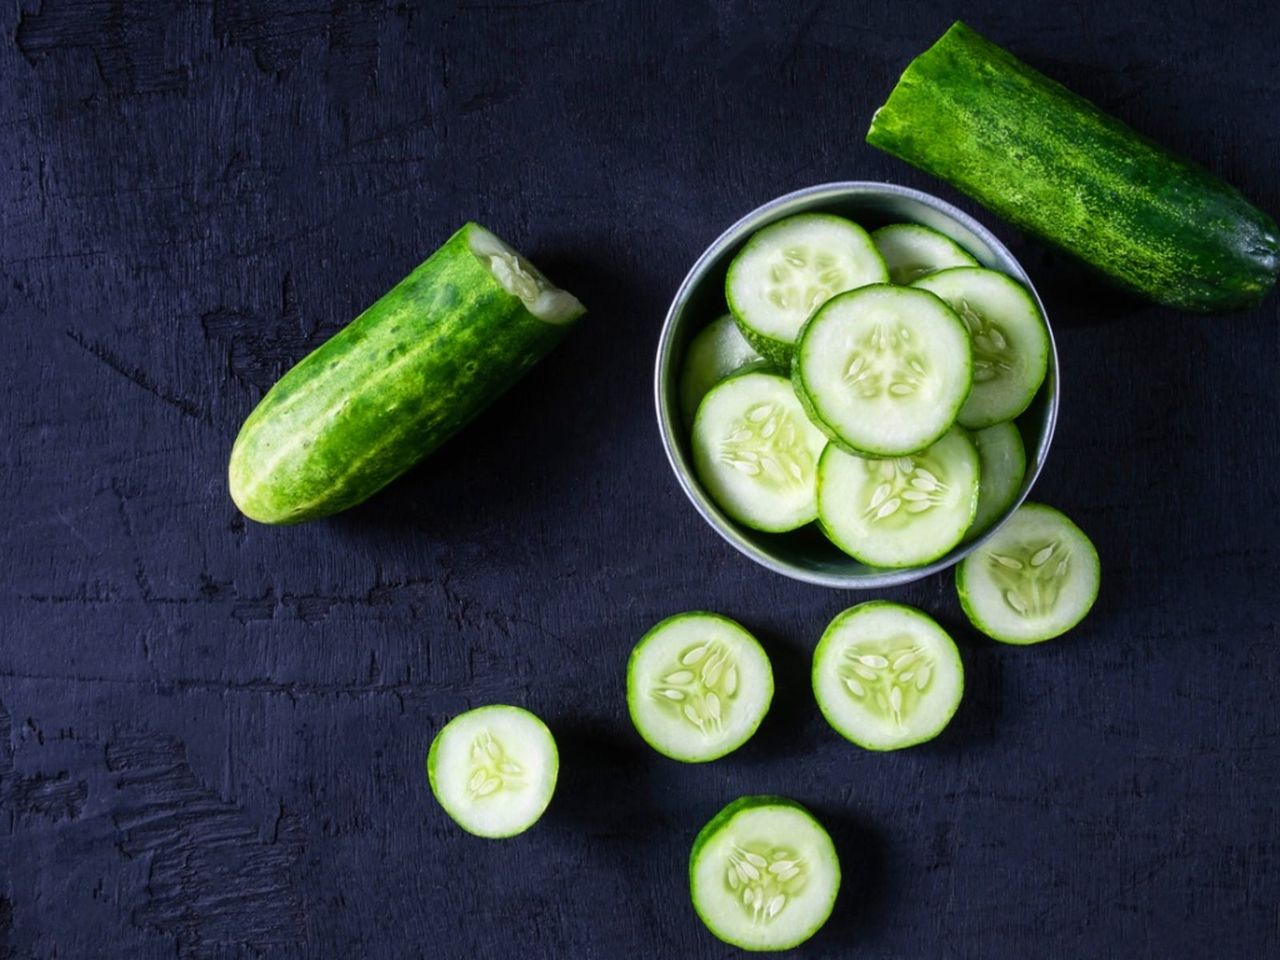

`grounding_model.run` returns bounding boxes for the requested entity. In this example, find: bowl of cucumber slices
[656,181,1058,588]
